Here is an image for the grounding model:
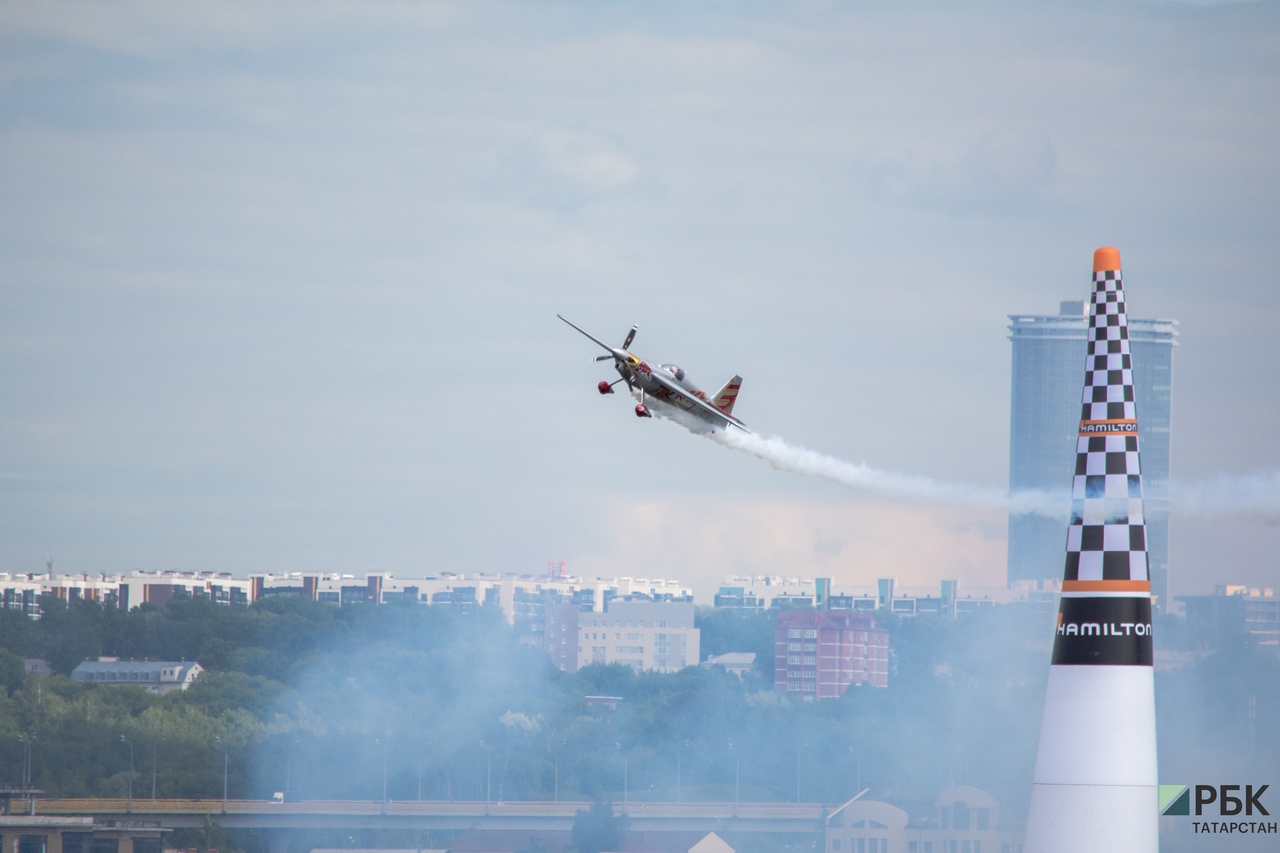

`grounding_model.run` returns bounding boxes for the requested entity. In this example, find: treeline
[0,594,1274,825]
